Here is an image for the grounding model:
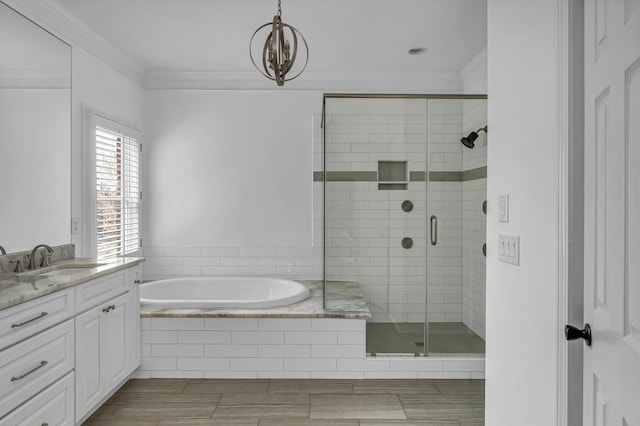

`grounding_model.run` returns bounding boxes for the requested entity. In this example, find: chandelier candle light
[250,0,309,86]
